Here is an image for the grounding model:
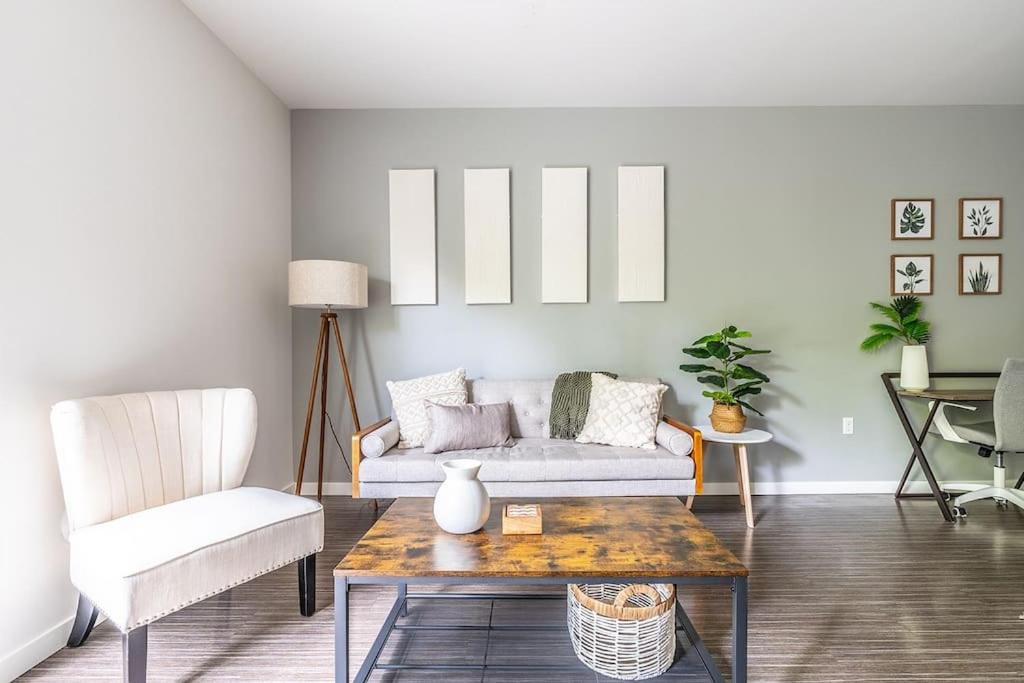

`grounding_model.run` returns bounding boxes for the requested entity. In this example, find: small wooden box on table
[502,503,542,534]
[334,496,749,682]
